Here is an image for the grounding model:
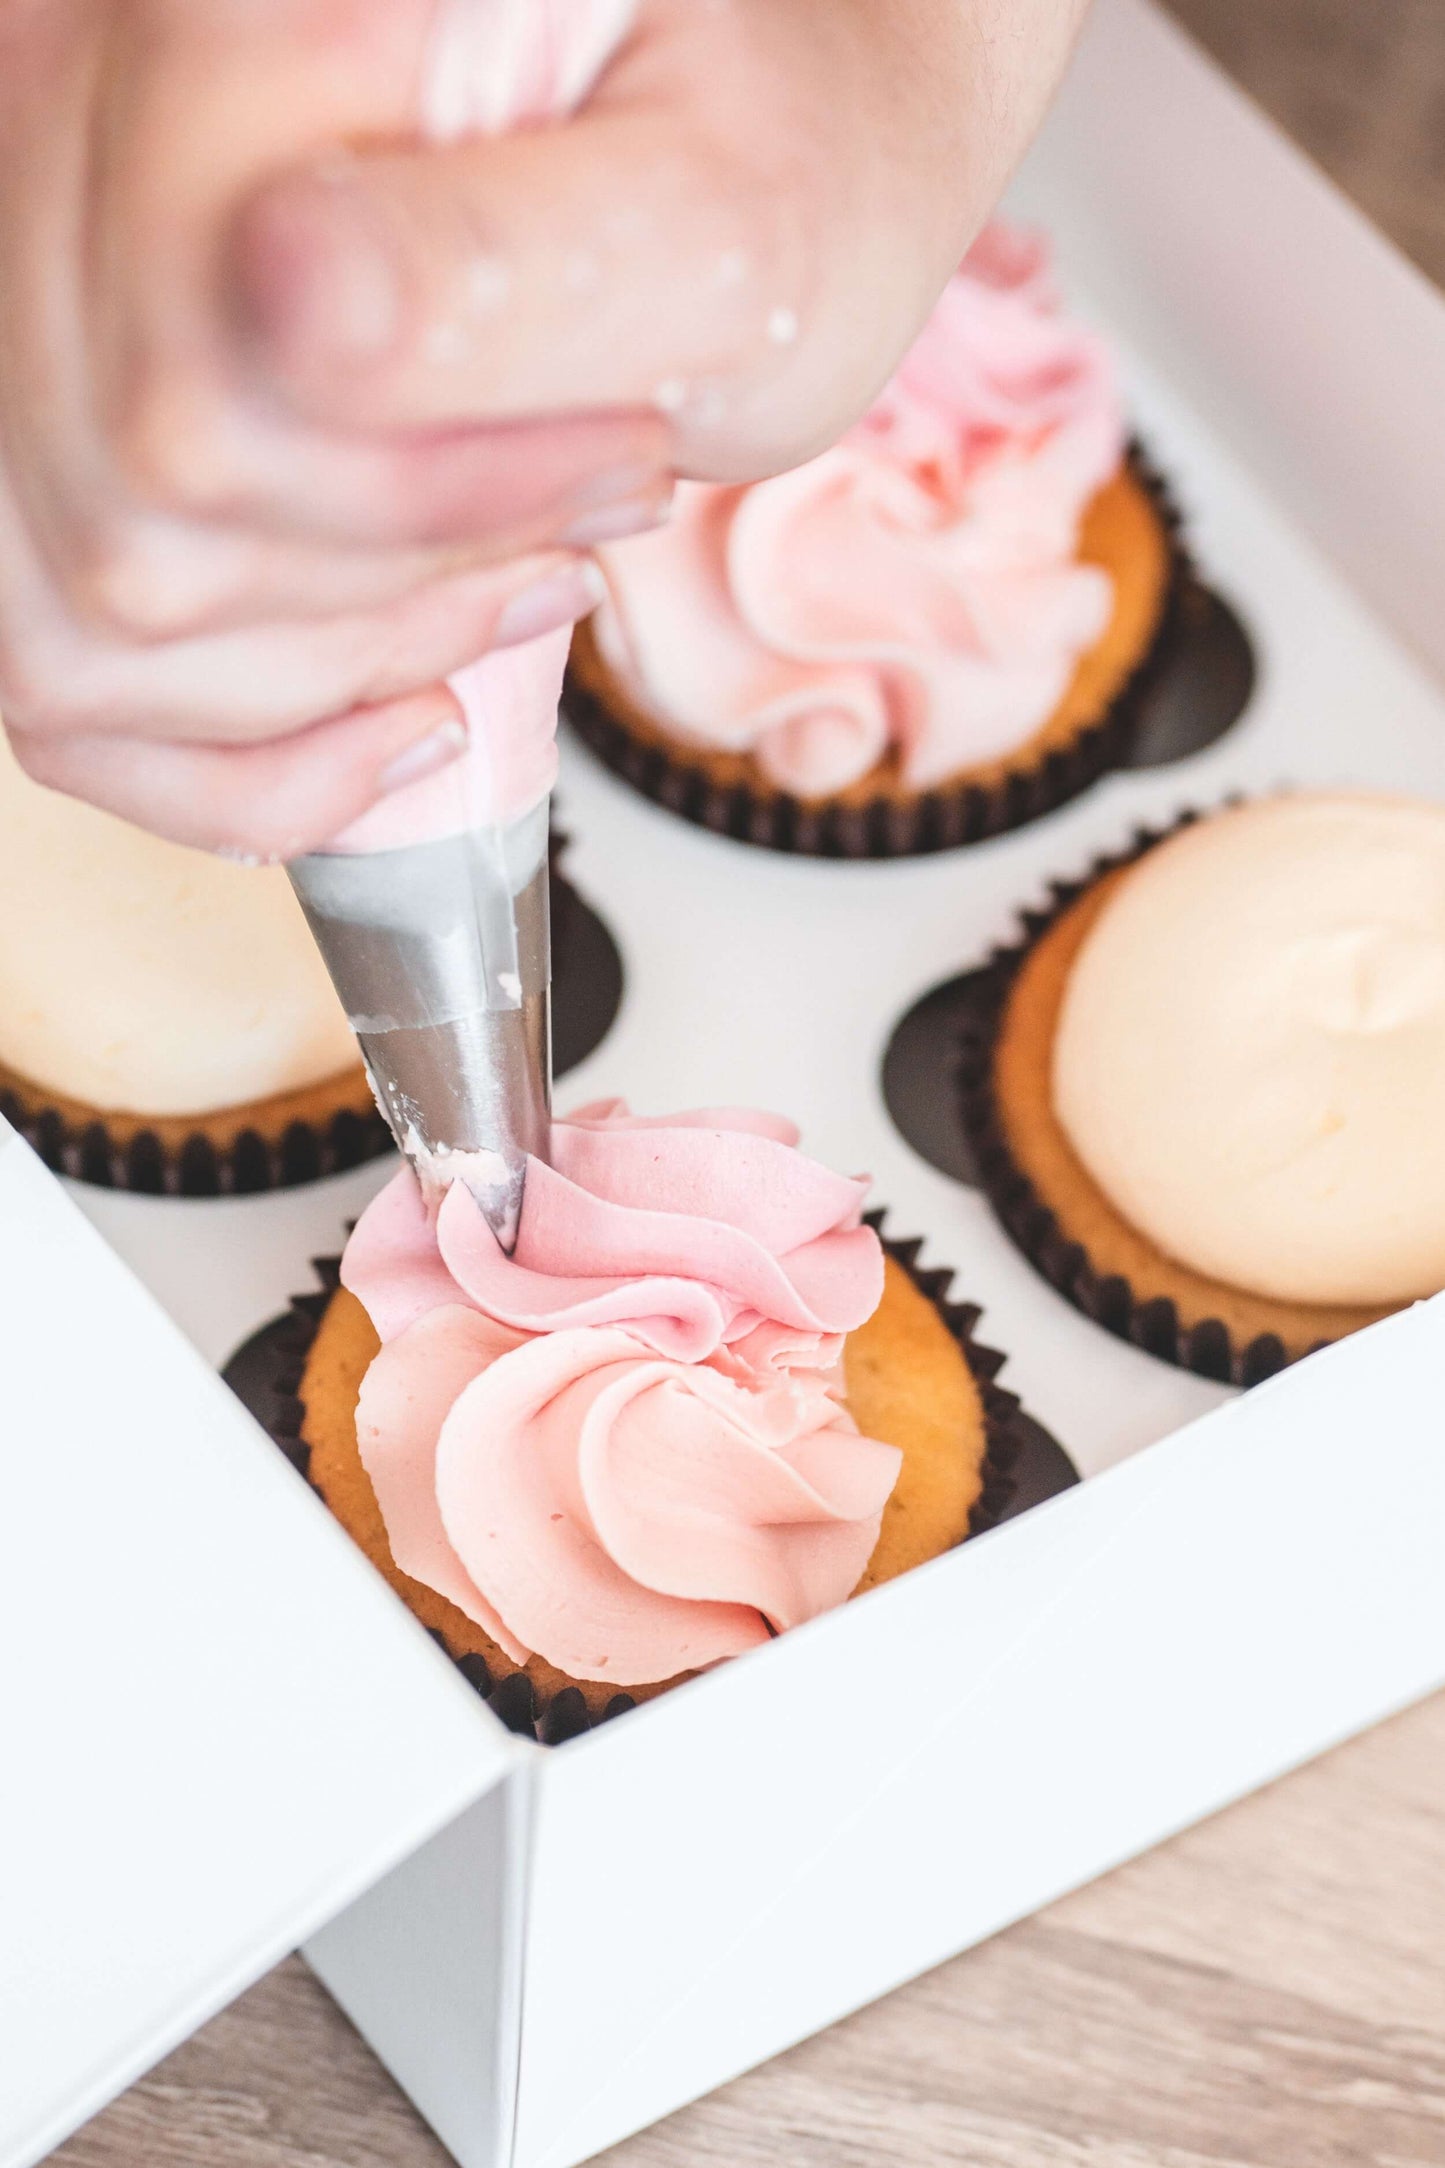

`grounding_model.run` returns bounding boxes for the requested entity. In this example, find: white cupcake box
[4,2,1445,2162]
